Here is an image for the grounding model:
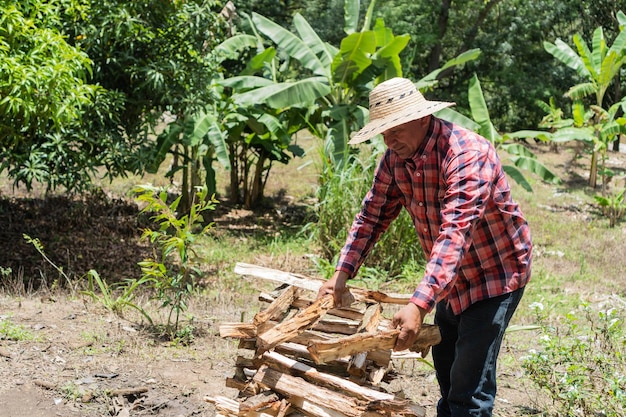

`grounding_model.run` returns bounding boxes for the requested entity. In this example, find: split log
[253,365,367,417]
[348,304,383,378]
[254,363,425,417]
[254,286,301,326]
[256,295,334,354]
[207,395,286,417]
[259,293,365,321]
[240,391,281,413]
[308,329,399,364]
[307,324,441,364]
[235,263,410,305]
